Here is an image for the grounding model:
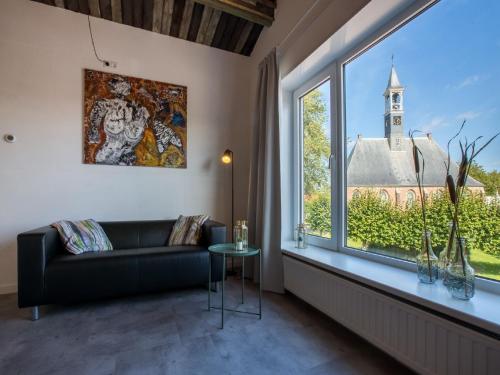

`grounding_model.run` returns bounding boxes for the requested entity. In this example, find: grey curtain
[247,49,283,293]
